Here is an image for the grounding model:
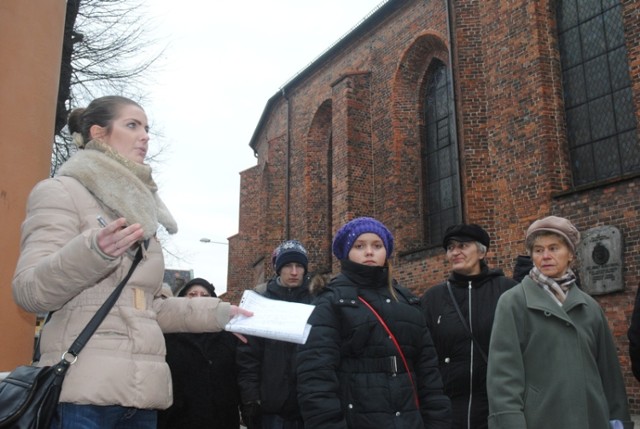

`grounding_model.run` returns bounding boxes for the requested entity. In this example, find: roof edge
[248,0,406,153]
